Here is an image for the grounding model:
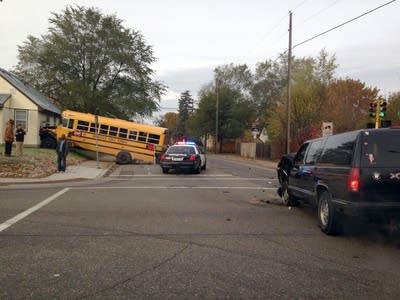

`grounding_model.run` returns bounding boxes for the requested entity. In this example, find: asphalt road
[1,155,400,299]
